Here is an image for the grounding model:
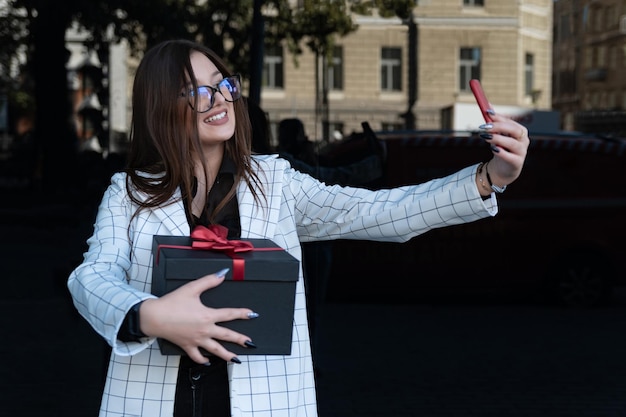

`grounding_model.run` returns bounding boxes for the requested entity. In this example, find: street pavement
[2,185,626,416]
